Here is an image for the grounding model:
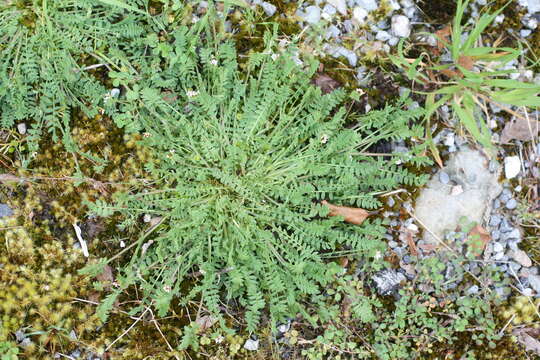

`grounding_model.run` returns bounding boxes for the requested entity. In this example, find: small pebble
[0,204,13,218]
[508,261,522,273]
[522,288,534,297]
[327,0,347,15]
[352,6,368,23]
[17,123,27,135]
[466,285,479,295]
[357,0,379,11]
[323,4,337,15]
[493,242,504,253]
[439,171,450,184]
[376,30,392,41]
[388,240,398,248]
[489,215,502,227]
[493,252,505,261]
[391,15,411,38]
[260,2,277,16]
[521,29,532,37]
[302,6,321,24]
[491,229,501,240]
[244,339,259,351]
[504,156,521,179]
[505,198,518,210]
[499,218,513,233]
